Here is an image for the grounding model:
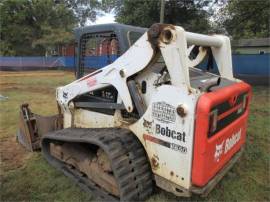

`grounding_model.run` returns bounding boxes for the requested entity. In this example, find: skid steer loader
[17,23,251,201]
